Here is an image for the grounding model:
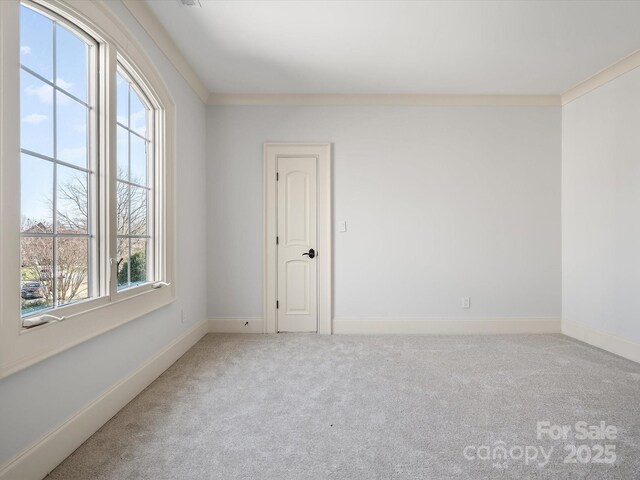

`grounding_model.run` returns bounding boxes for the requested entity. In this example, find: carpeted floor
[48,333,640,479]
